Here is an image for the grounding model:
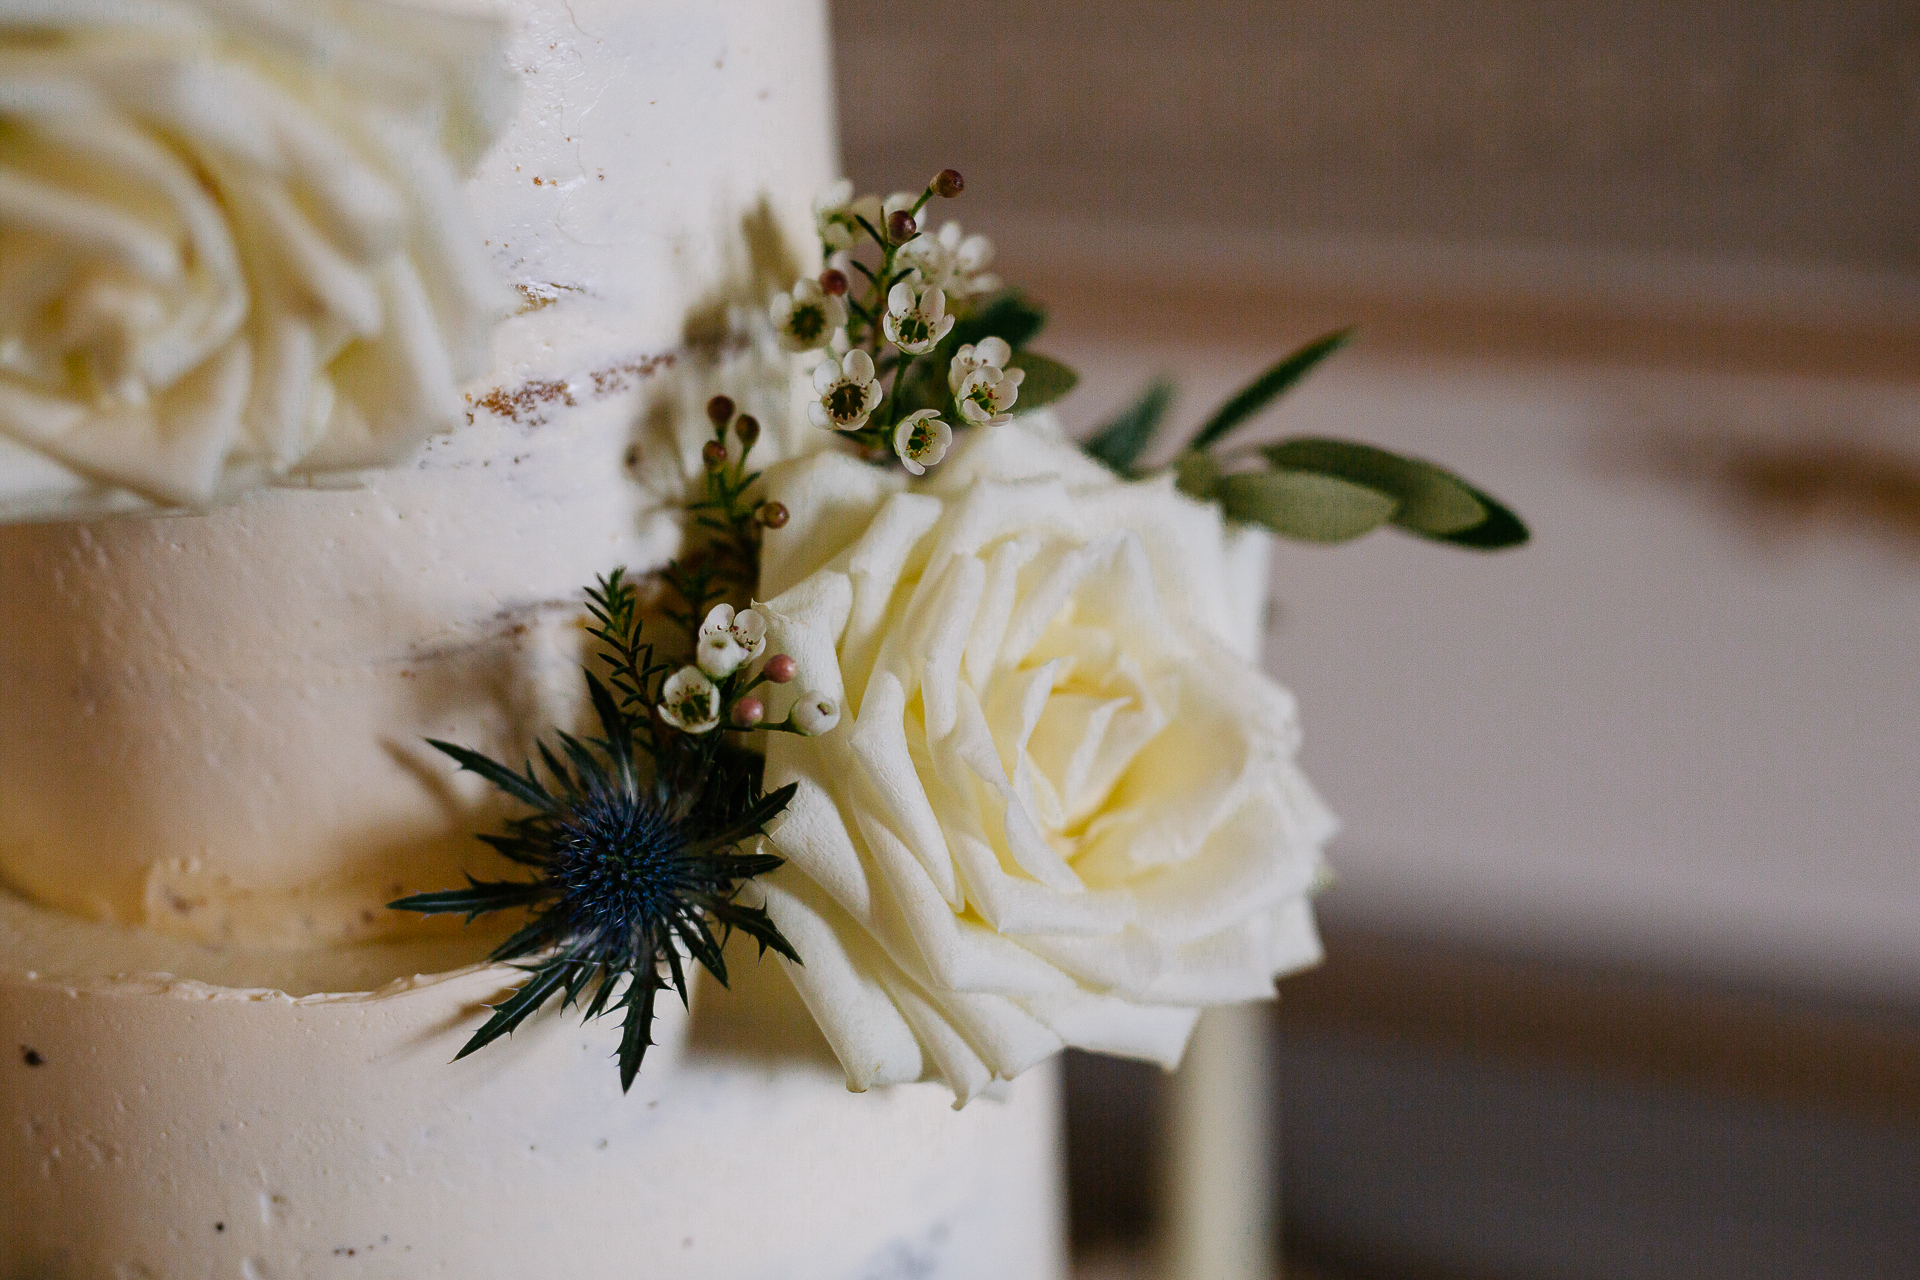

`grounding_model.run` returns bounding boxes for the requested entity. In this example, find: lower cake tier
[0,900,1064,1279]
